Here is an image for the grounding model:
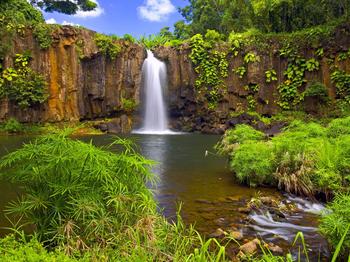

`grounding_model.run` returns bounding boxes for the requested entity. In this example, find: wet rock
[267,243,283,254]
[238,207,251,214]
[239,238,260,255]
[214,218,227,226]
[226,196,240,202]
[228,230,243,240]
[209,228,226,238]
[260,196,273,205]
